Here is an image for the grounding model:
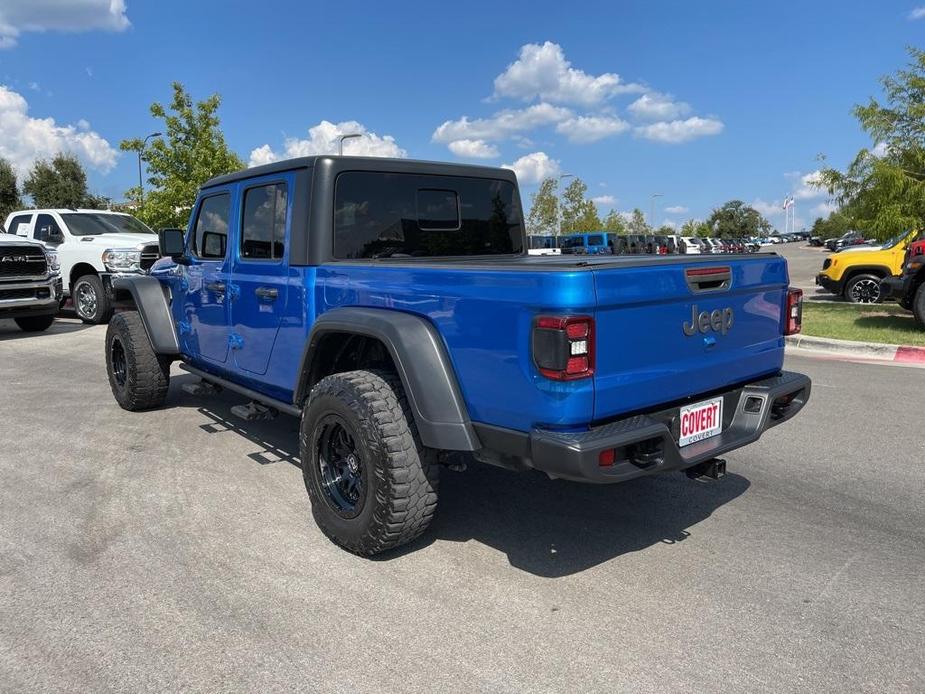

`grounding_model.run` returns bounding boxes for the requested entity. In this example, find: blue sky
[0,0,922,231]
